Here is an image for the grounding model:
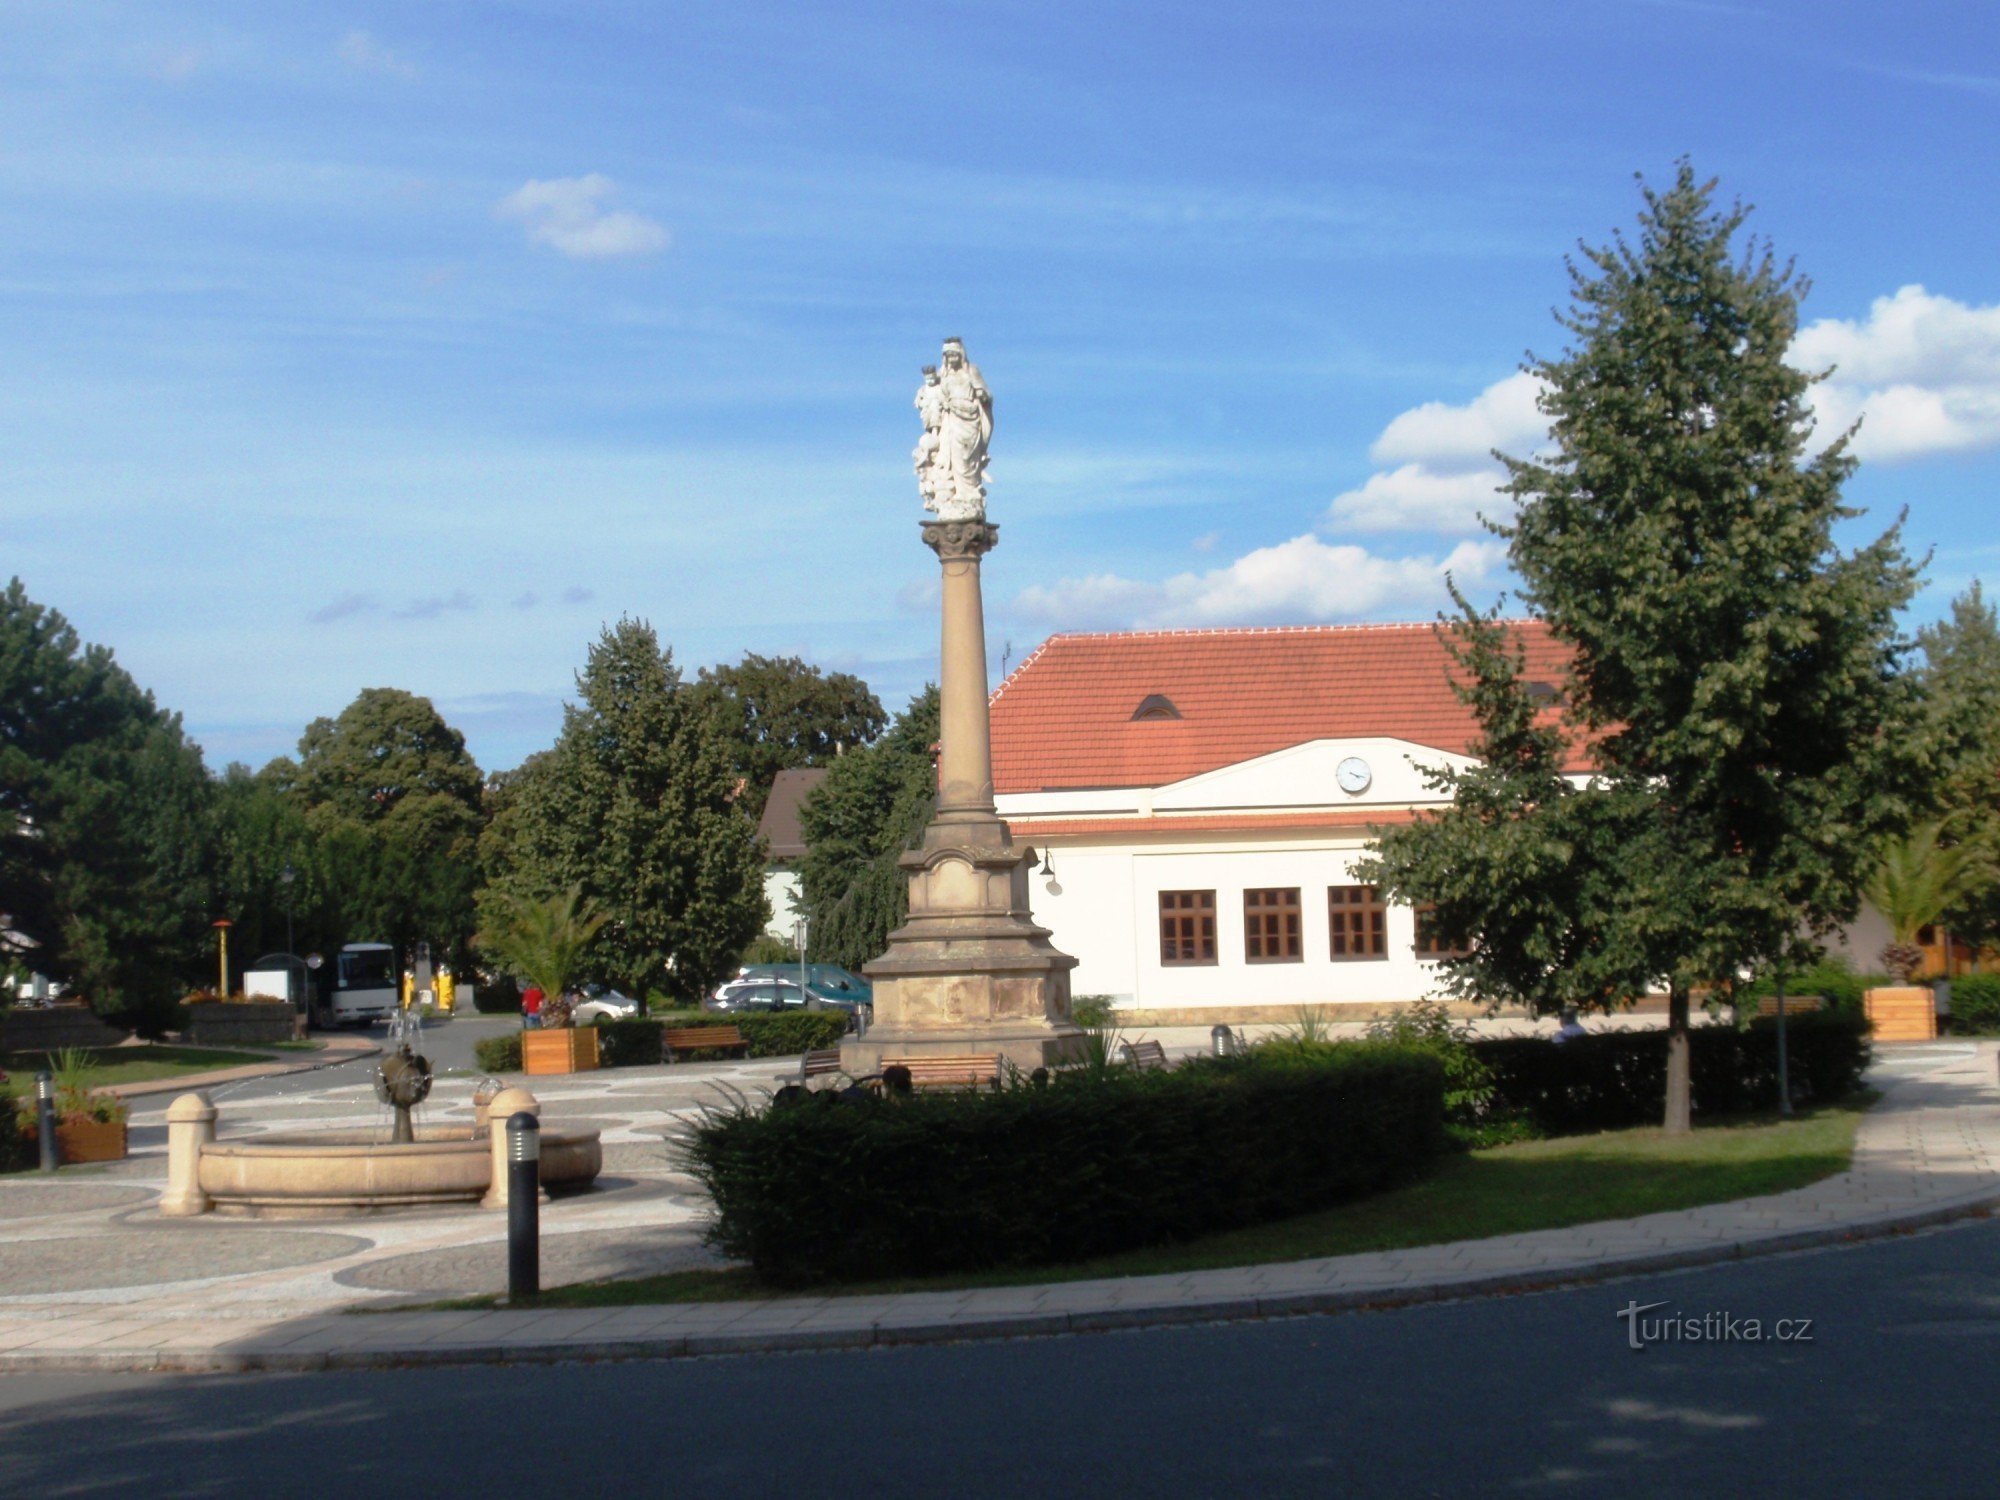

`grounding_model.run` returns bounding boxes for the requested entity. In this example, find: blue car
[727,963,873,1011]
